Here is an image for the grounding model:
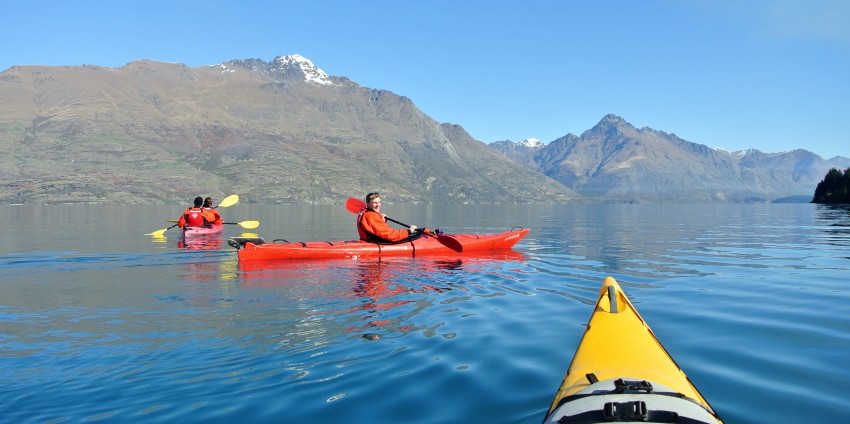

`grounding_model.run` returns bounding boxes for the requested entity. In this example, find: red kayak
[229,228,530,261]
